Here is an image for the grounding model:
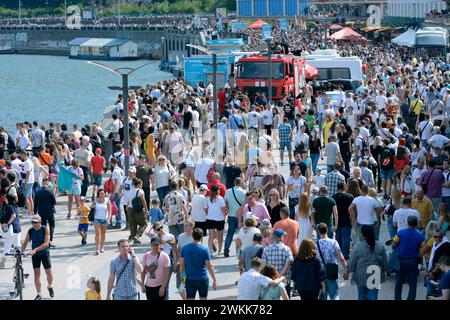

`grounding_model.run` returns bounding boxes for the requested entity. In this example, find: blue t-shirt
[181,243,211,281]
[394,228,425,259]
[148,208,164,224]
[438,270,450,294]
